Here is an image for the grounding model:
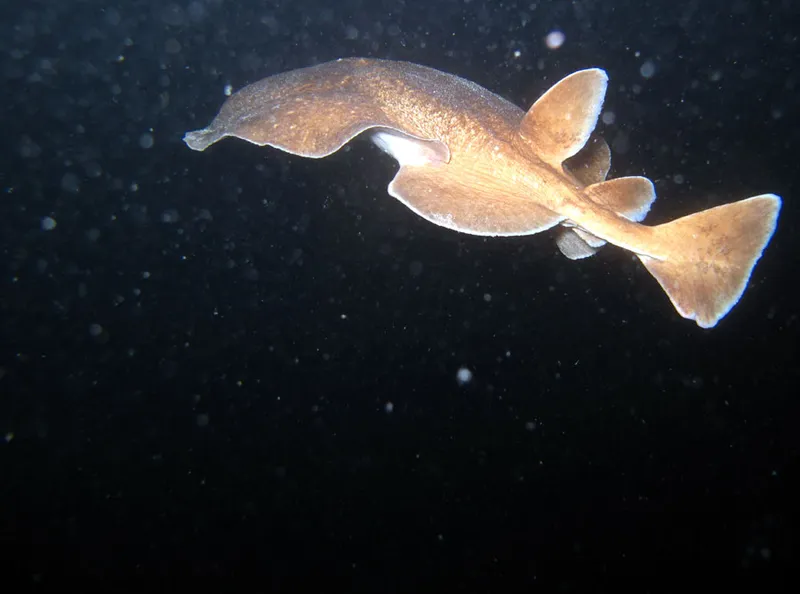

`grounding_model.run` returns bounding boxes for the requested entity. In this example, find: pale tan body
[185,58,781,328]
